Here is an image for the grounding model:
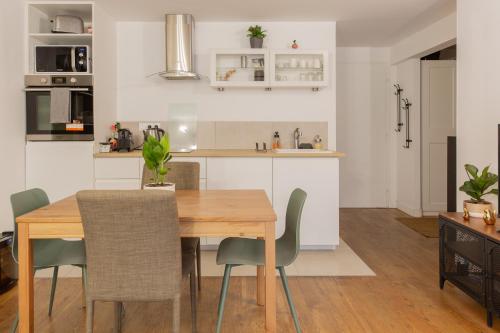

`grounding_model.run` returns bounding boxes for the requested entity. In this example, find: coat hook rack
[394,84,403,132]
[402,98,412,149]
